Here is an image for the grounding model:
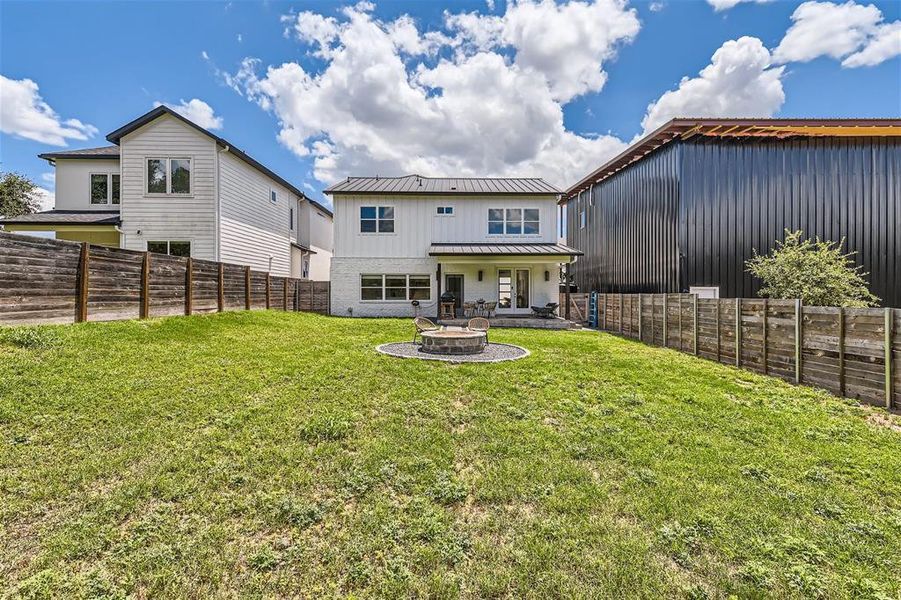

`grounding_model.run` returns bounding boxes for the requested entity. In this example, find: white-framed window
[270,189,278,204]
[146,157,191,195]
[90,173,120,205]
[488,208,539,235]
[360,206,394,233]
[437,206,454,216]
[289,205,295,231]
[360,274,430,301]
[147,240,191,257]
